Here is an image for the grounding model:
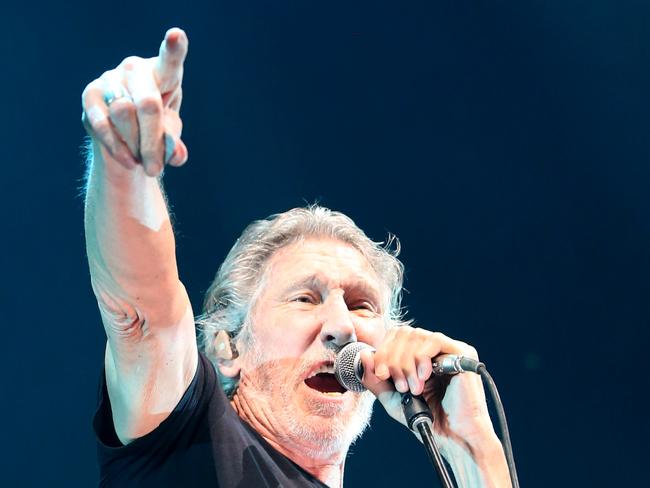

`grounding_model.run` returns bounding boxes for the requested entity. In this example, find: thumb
[163,132,188,167]
[162,113,188,167]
